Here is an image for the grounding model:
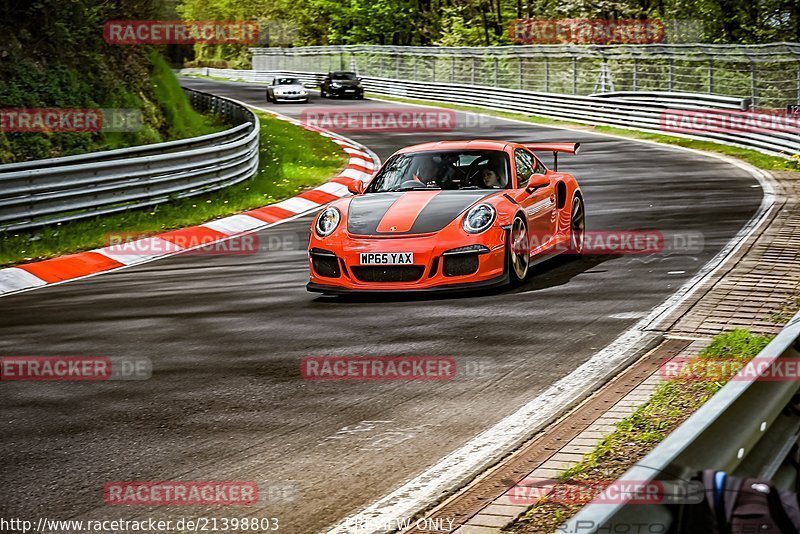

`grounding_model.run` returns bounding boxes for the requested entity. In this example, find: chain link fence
[251,43,800,109]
